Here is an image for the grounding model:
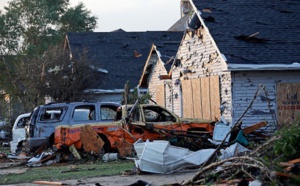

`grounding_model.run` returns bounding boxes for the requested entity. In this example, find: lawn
[0,141,136,185]
[0,159,135,185]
